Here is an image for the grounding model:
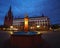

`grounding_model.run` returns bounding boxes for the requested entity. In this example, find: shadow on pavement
[2,34,50,48]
